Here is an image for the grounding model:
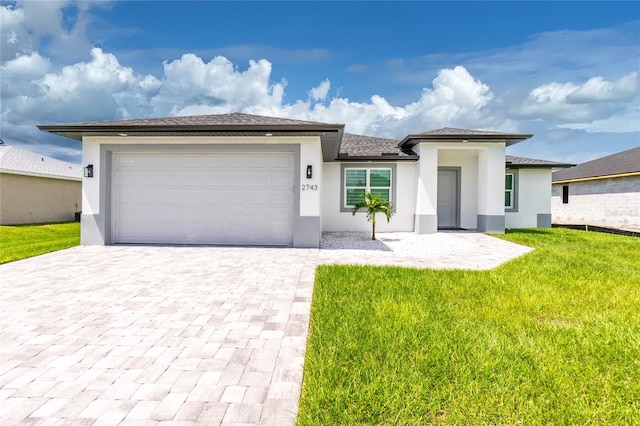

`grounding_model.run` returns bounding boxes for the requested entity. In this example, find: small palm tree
[351,191,394,240]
